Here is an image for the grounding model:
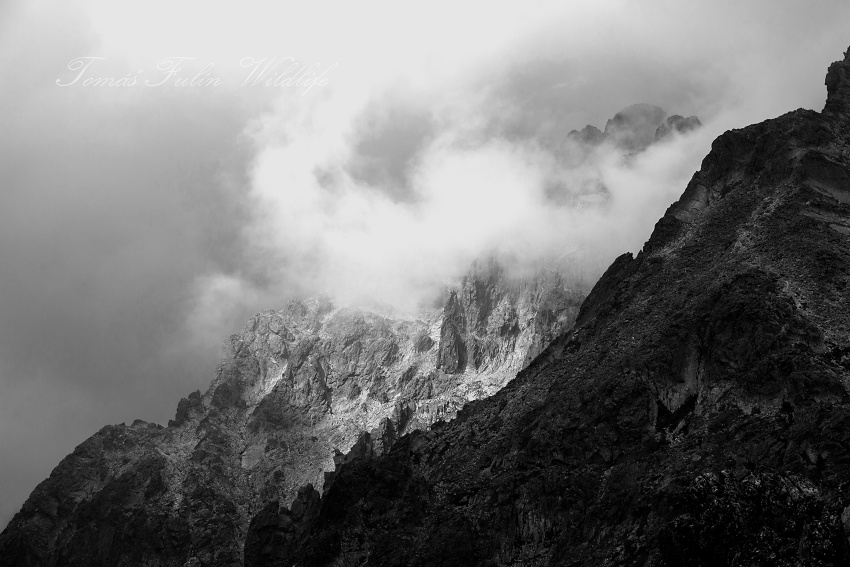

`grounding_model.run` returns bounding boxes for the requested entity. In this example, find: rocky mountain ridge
[244,47,850,566]
[0,258,585,566]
